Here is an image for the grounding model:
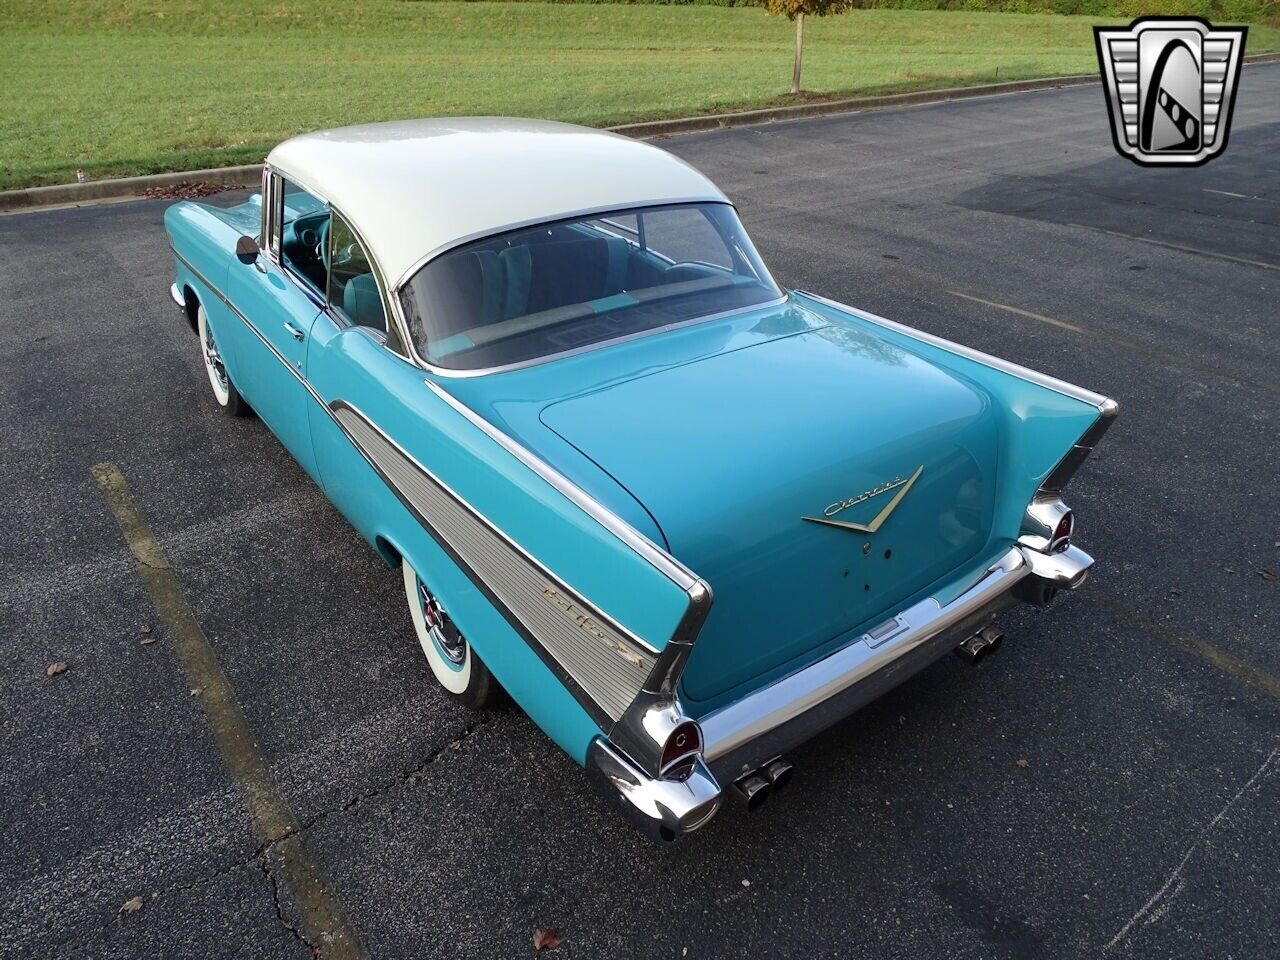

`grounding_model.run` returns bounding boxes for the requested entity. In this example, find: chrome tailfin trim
[794,290,1116,414]
[422,376,702,591]
[331,400,659,725]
